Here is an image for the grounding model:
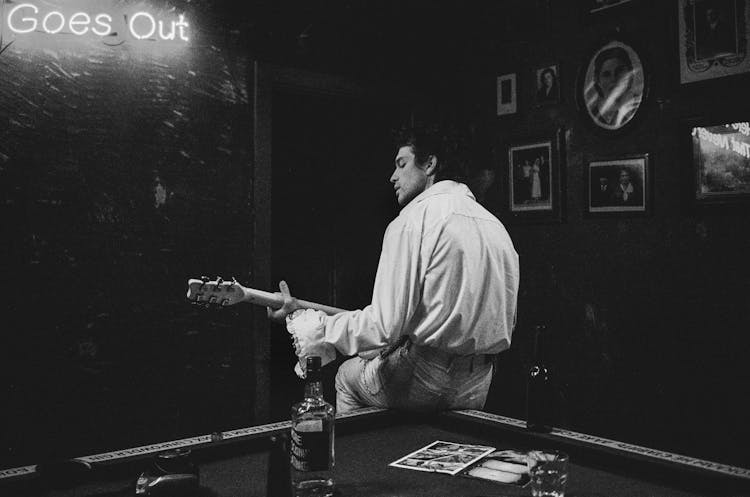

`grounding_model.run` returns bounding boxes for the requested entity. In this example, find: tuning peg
[215,277,223,286]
